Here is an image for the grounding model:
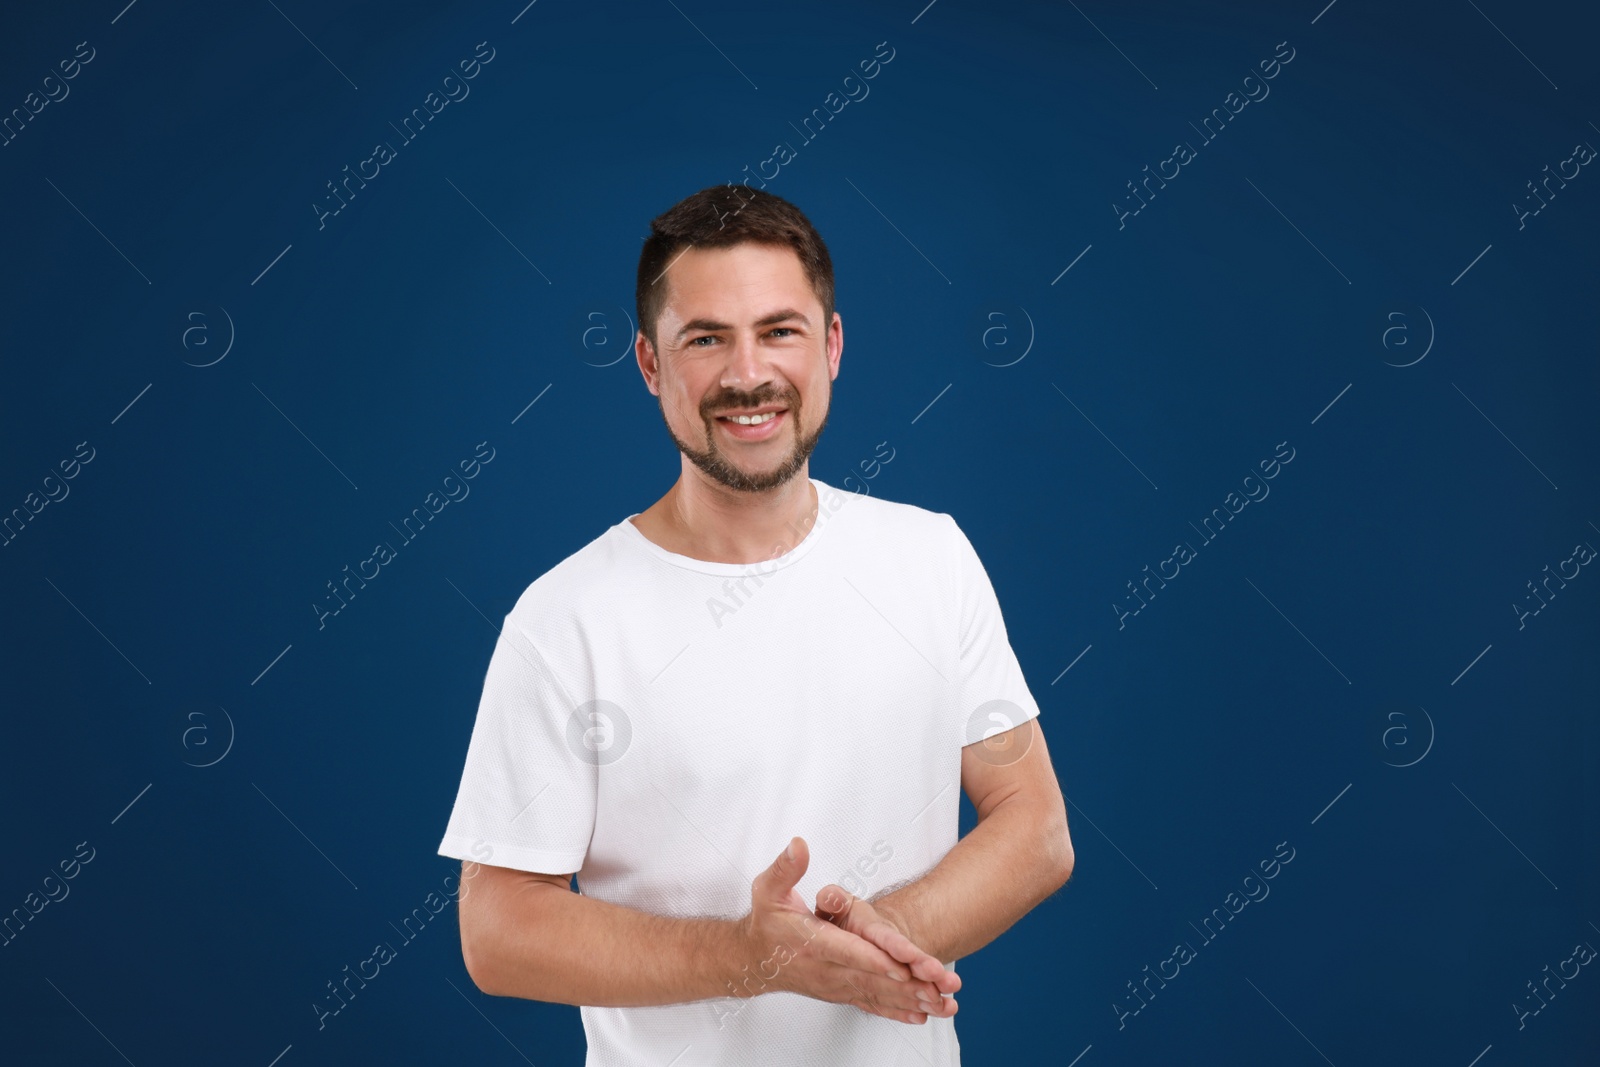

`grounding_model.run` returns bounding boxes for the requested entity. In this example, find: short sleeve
[945,514,1043,748]
[436,618,596,875]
